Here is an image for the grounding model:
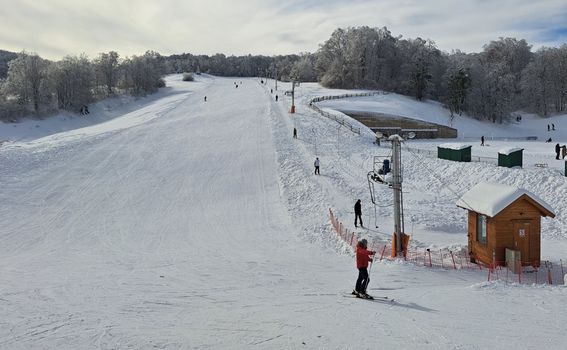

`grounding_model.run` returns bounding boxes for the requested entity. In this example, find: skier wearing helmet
[352,238,375,298]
